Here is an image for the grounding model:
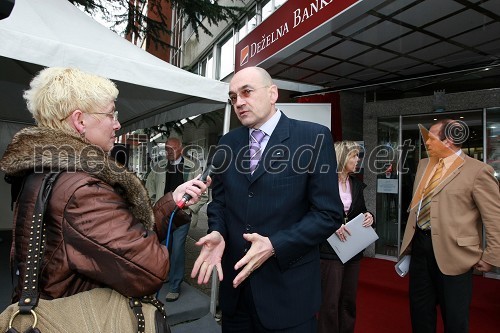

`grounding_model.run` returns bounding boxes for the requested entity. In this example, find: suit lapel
[409,154,466,210]
[231,127,252,182]
[250,115,290,184]
[433,154,465,196]
[409,157,438,210]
